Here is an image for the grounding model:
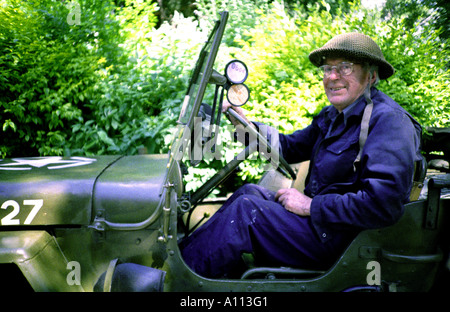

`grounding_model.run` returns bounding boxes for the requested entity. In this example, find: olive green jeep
[0,11,448,292]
